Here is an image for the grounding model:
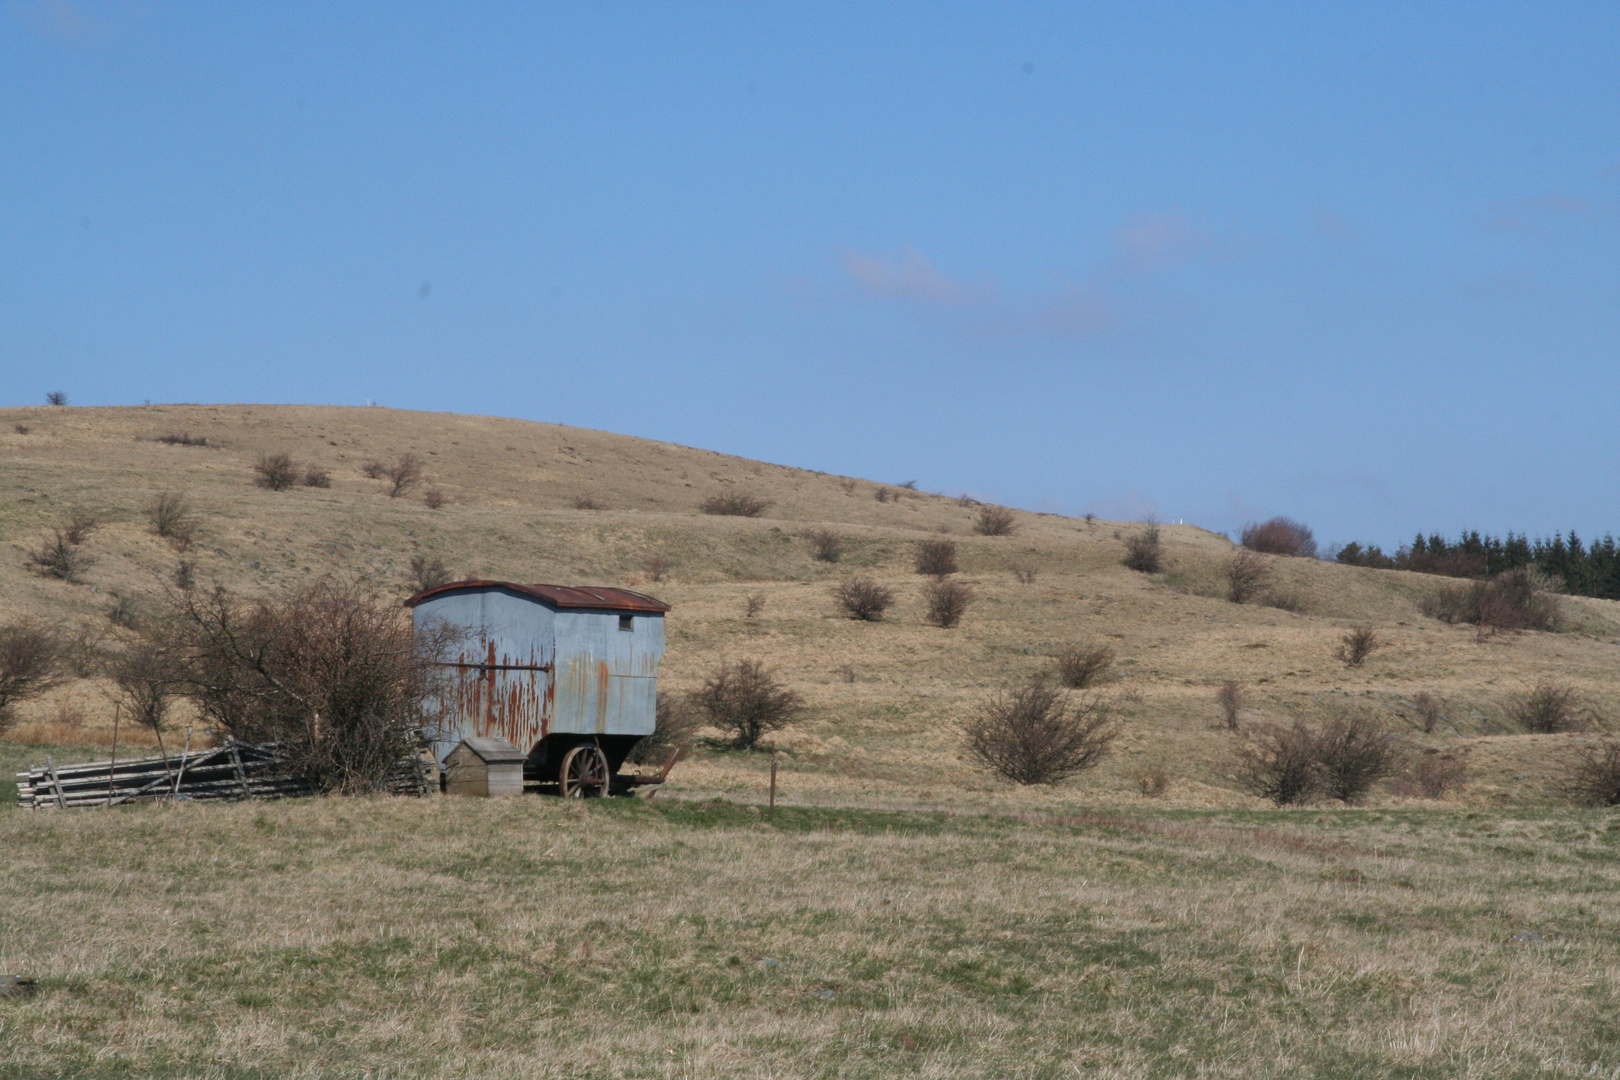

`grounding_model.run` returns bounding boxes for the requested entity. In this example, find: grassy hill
[3,402,1618,808]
